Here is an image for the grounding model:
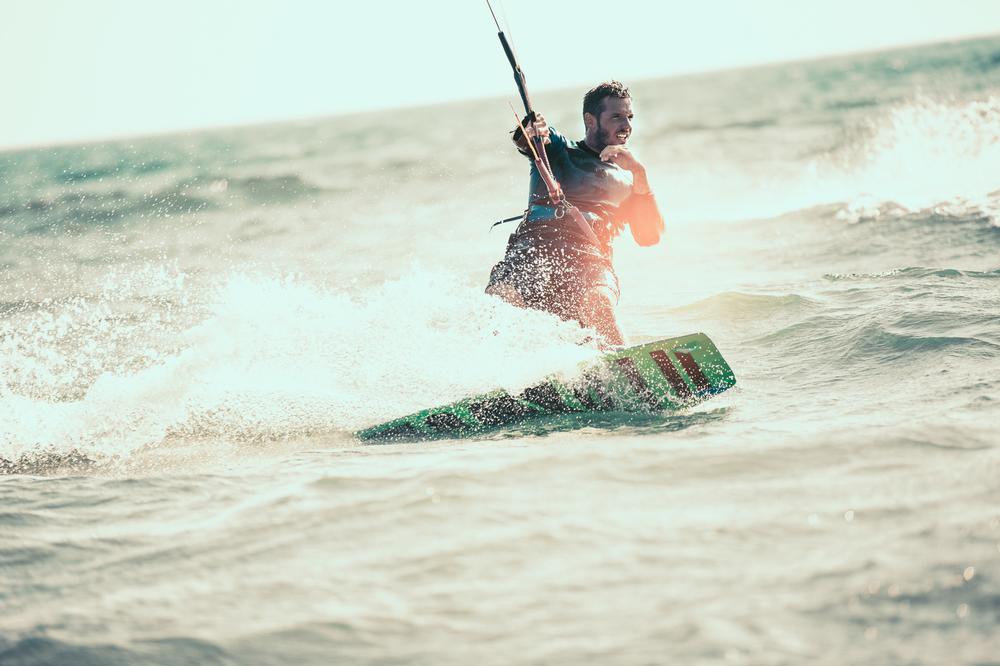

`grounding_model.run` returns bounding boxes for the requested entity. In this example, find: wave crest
[826,95,1000,223]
